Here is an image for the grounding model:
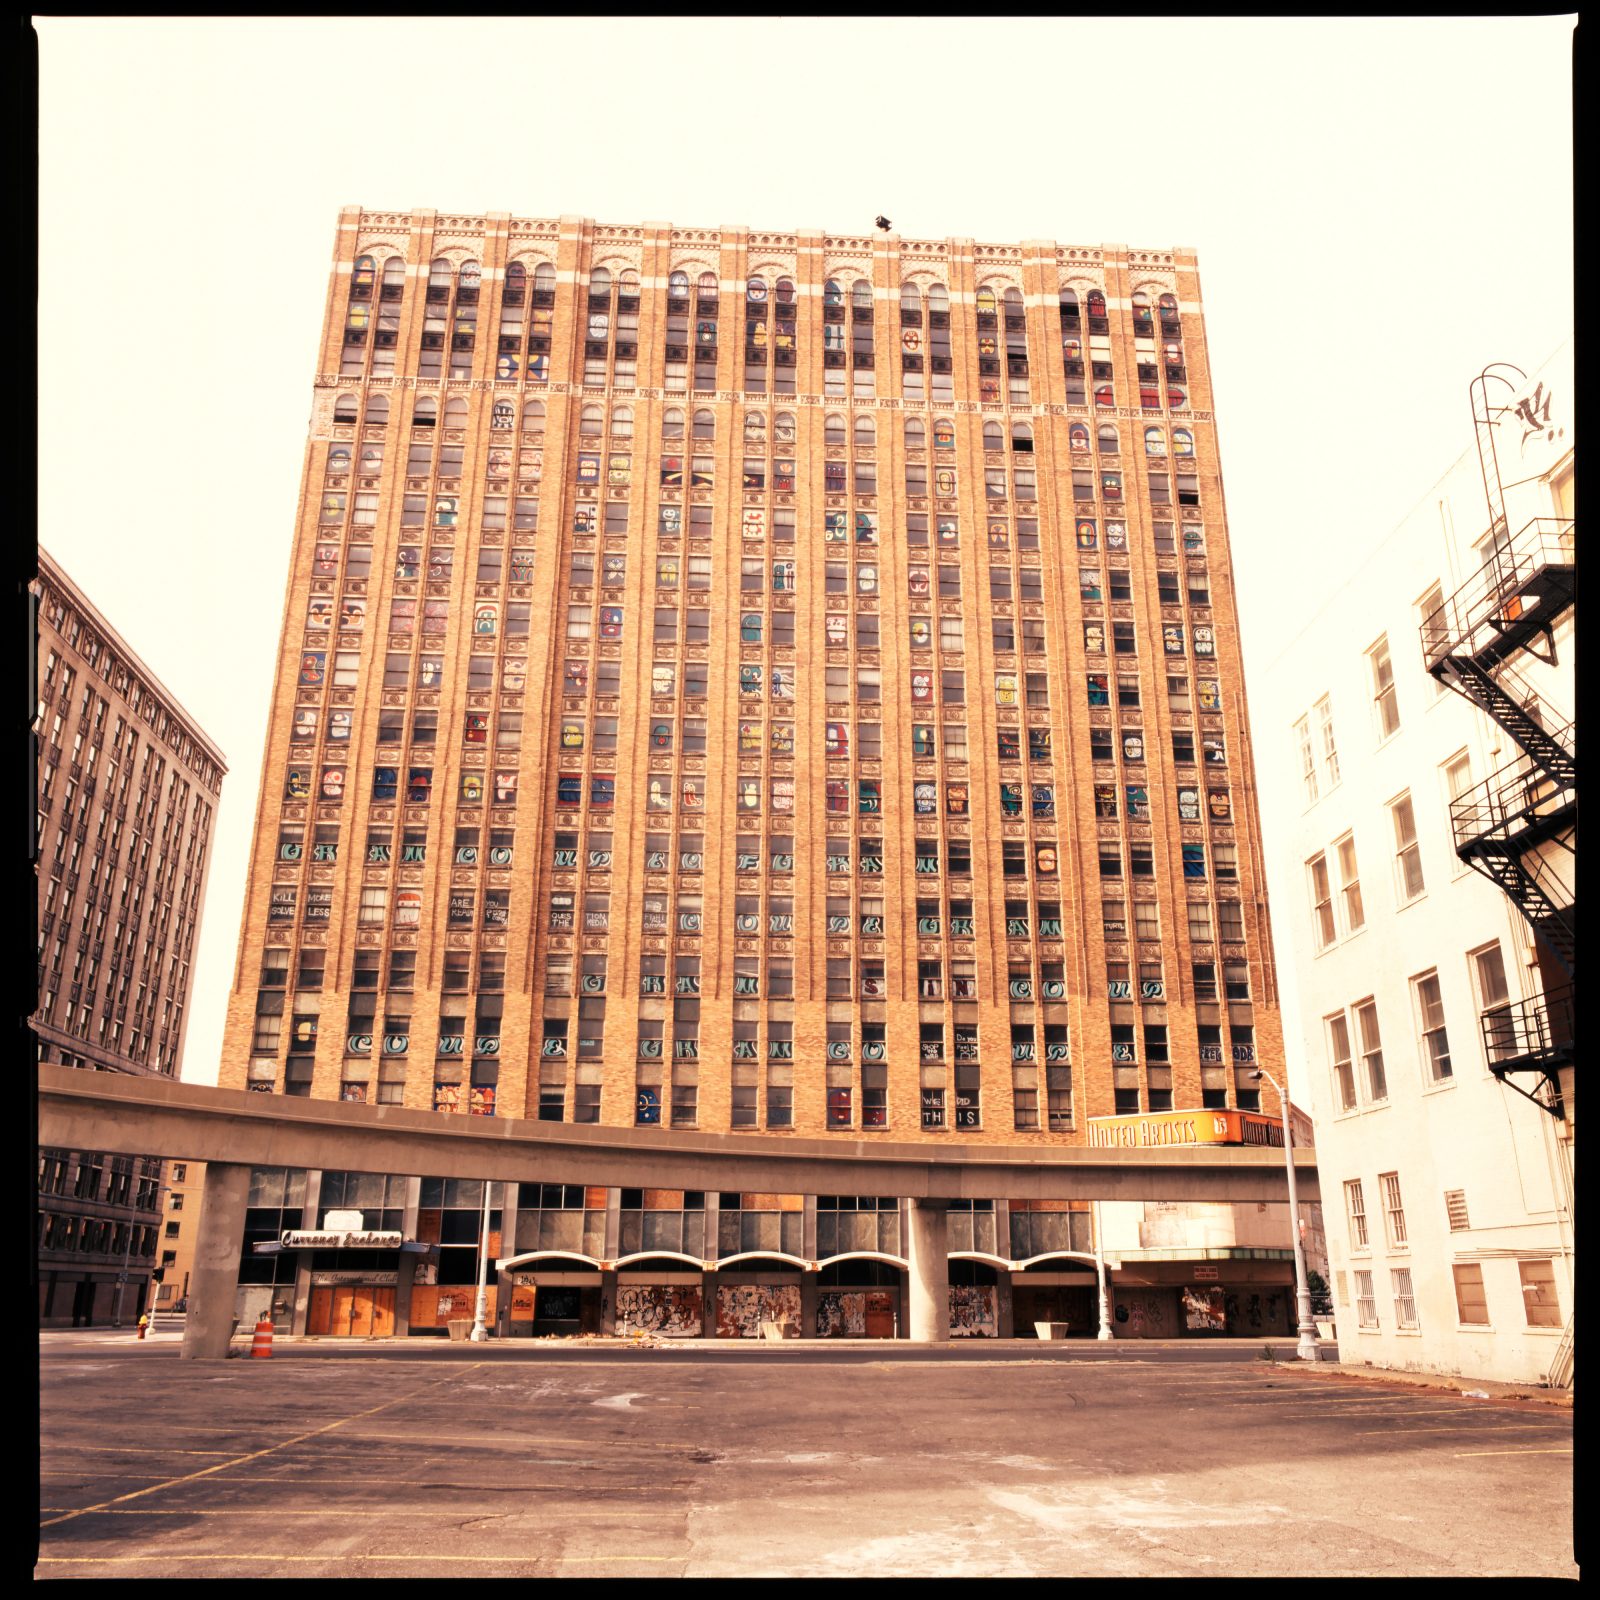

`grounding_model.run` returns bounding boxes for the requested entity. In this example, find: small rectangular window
[1413,970,1451,1082]
[1368,636,1400,739]
[1390,793,1425,902]
[1452,1263,1489,1326]
[1518,1259,1561,1328]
